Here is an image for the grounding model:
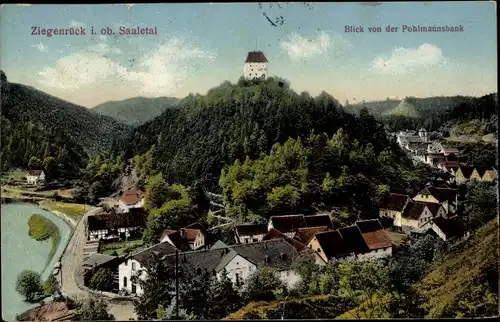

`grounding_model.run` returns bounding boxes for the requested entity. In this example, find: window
[123,277,128,288]
[132,262,136,271]
[252,238,258,243]
[131,283,136,294]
